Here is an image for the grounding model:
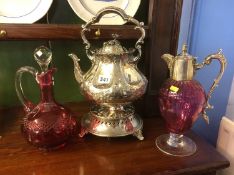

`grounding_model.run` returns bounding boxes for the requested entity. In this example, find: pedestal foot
[155,133,197,156]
